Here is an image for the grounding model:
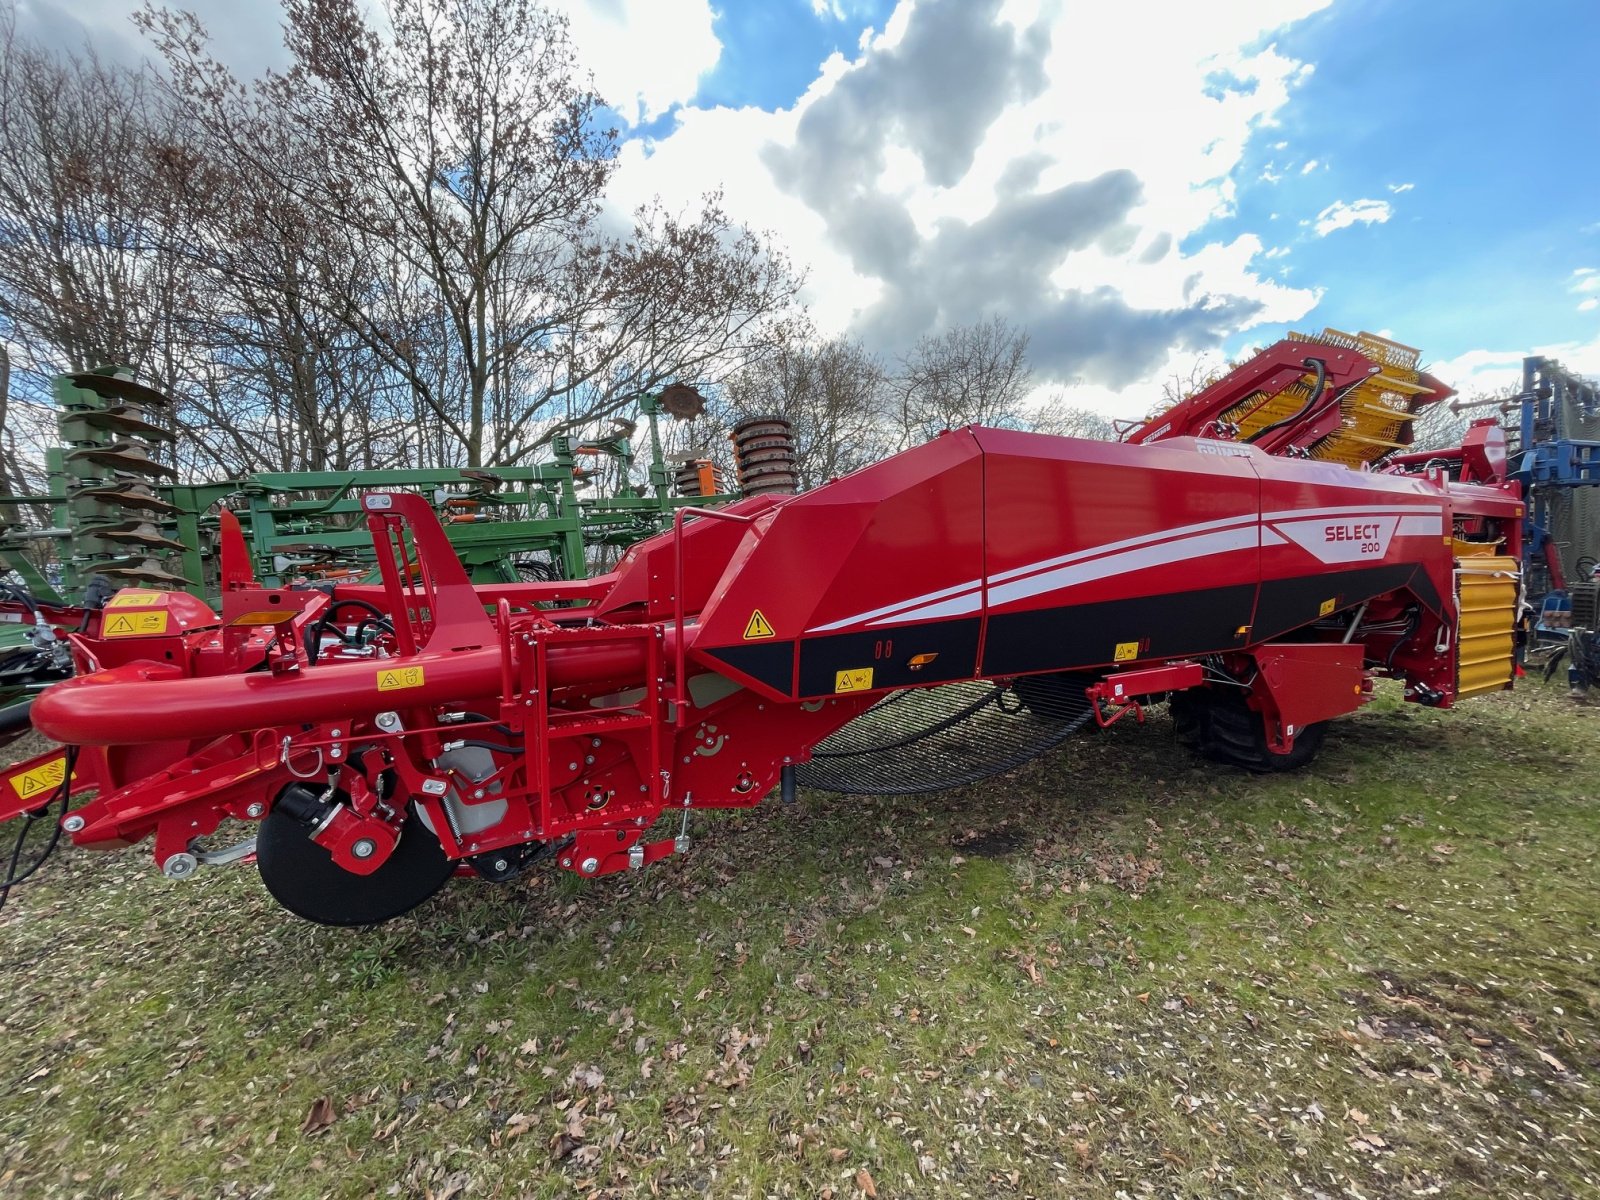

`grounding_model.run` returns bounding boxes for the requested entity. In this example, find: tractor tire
[1171,691,1326,773]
